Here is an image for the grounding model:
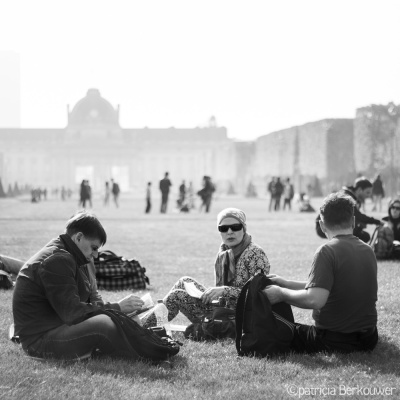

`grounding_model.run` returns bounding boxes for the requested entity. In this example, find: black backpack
[91,309,181,361]
[235,272,295,357]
